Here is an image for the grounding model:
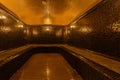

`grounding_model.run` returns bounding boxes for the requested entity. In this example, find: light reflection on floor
[10,53,83,80]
